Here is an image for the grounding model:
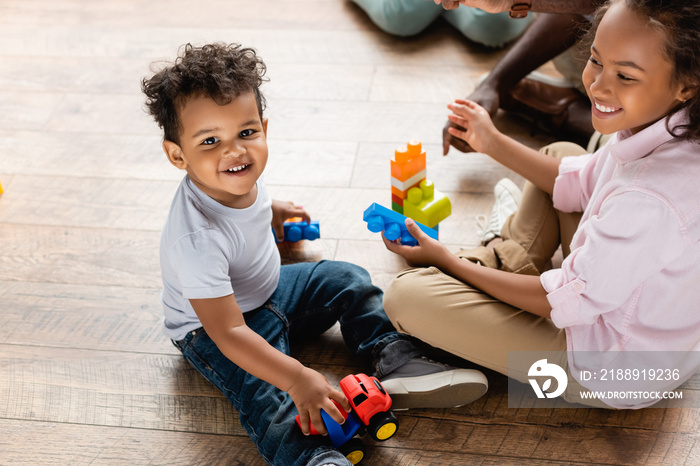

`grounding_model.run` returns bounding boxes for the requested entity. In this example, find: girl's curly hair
[141,43,267,144]
[582,0,700,141]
